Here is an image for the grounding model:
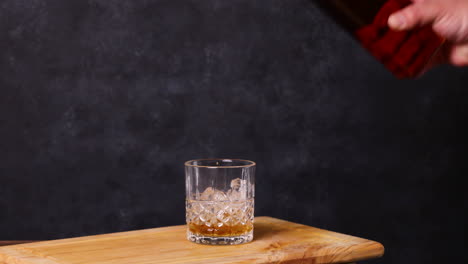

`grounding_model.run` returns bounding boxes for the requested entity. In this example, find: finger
[388,2,440,31]
[449,45,468,67]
